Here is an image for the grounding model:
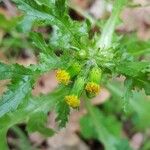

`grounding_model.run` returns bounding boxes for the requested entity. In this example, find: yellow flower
[85,82,100,95]
[56,69,70,85]
[65,95,80,108]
